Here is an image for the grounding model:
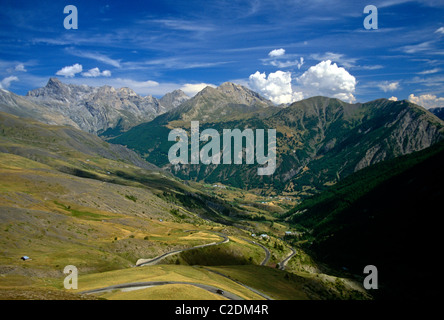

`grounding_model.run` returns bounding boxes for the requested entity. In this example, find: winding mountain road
[243,239,271,266]
[278,247,297,270]
[199,267,274,300]
[136,231,229,267]
[80,281,243,300]
[84,230,297,300]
